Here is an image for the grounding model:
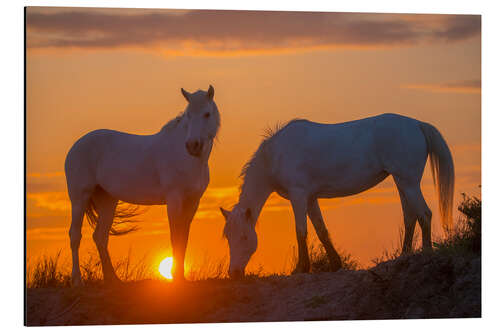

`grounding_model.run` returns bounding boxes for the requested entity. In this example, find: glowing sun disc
[159,257,173,280]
